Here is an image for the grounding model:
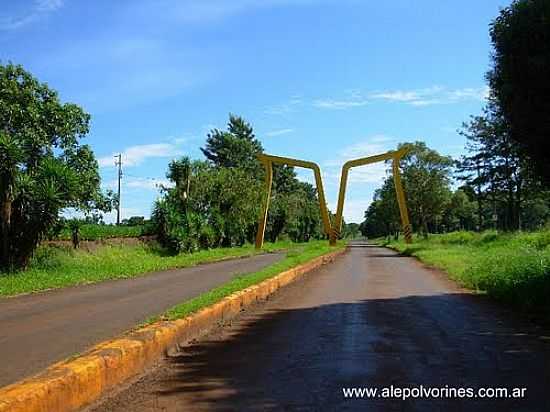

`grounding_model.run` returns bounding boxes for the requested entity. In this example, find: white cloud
[369,86,488,107]
[310,85,488,111]
[0,0,63,30]
[343,199,372,223]
[264,96,303,115]
[322,135,395,188]
[114,177,173,191]
[98,143,183,168]
[36,0,63,11]
[312,98,369,110]
[313,89,369,110]
[265,128,294,137]
[339,136,394,159]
